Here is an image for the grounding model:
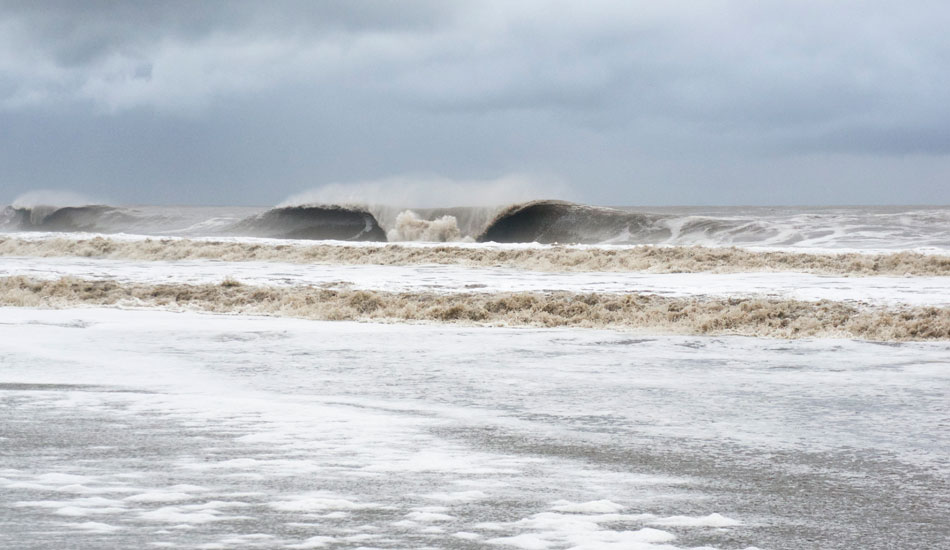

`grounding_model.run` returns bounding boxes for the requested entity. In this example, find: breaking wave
[0,205,140,233]
[3,276,946,341]
[2,235,948,276]
[2,196,949,249]
[226,205,387,241]
[0,202,245,236]
[477,200,661,244]
[0,202,389,242]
